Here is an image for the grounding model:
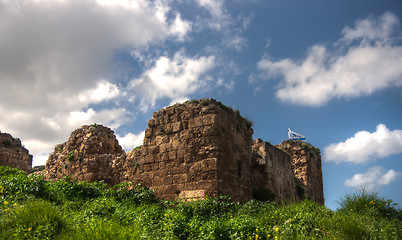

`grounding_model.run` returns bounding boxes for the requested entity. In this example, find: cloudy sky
[1,0,401,210]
